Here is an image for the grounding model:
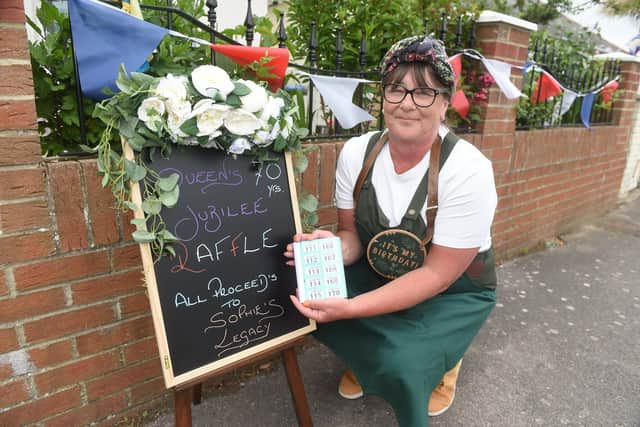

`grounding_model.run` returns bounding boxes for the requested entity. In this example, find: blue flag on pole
[580,93,595,129]
[68,0,168,99]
